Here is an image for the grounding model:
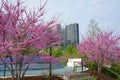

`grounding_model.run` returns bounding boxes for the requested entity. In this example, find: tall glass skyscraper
[65,23,79,46]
